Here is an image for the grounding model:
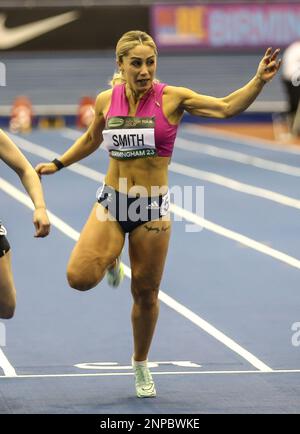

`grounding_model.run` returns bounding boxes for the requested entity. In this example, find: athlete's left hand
[33,207,51,237]
[256,47,281,83]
